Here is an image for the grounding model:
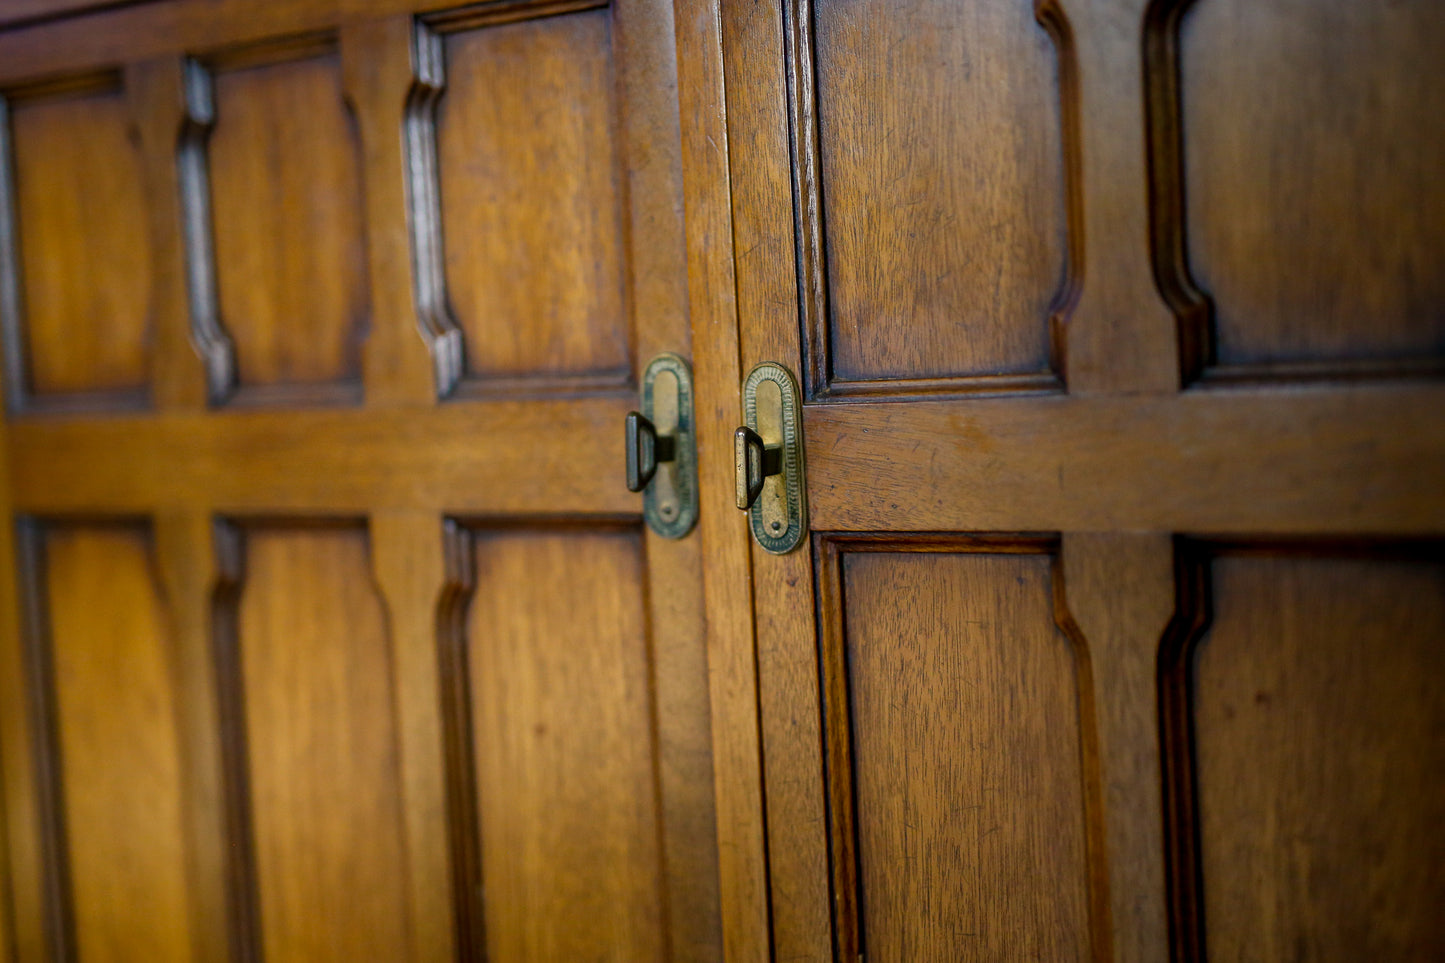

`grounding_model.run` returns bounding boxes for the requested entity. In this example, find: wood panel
[819,538,1098,961]
[803,0,1075,395]
[1171,545,1445,960]
[1,75,151,410]
[225,522,410,961]
[433,7,630,393]
[1162,0,1445,381]
[29,523,193,961]
[445,523,664,962]
[194,40,368,404]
